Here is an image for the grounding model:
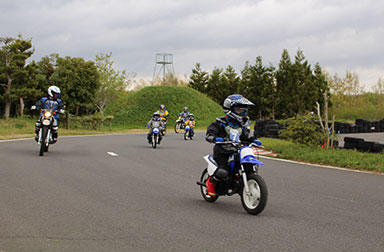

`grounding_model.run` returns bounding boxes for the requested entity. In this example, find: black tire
[39,127,48,156]
[184,131,188,140]
[240,174,268,215]
[200,168,219,203]
[175,122,181,133]
[189,131,193,140]
[152,134,157,148]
